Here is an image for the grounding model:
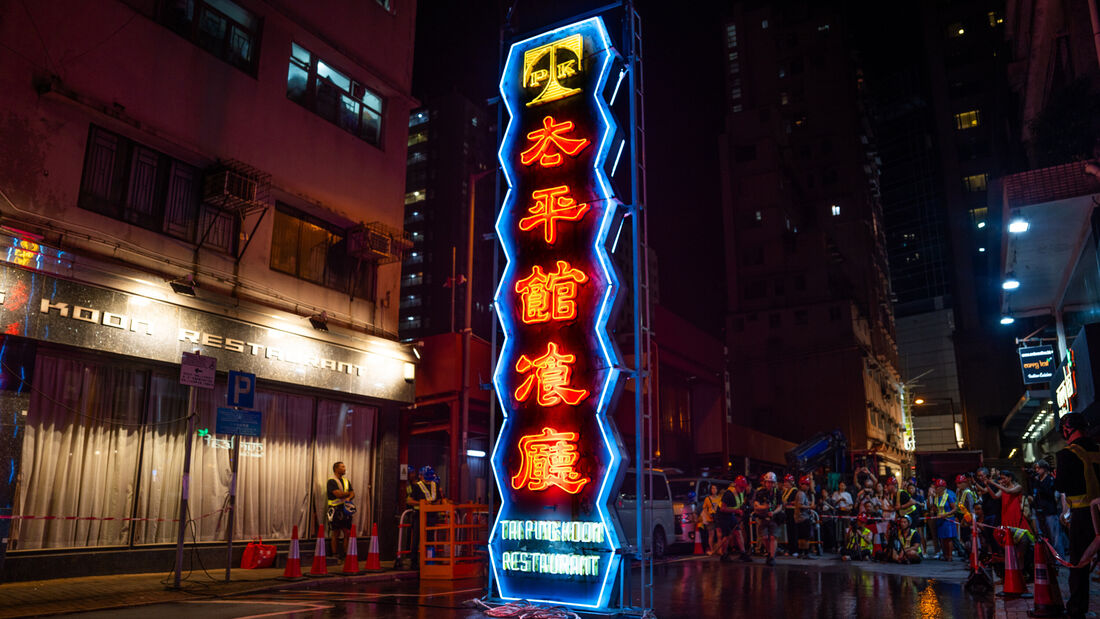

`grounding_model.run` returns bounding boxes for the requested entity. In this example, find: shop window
[270,203,377,298]
[953,109,981,130]
[962,173,988,192]
[14,354,146,549]
[79,125,235,253]
[157,0,260,73]
[288,42,384,146]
